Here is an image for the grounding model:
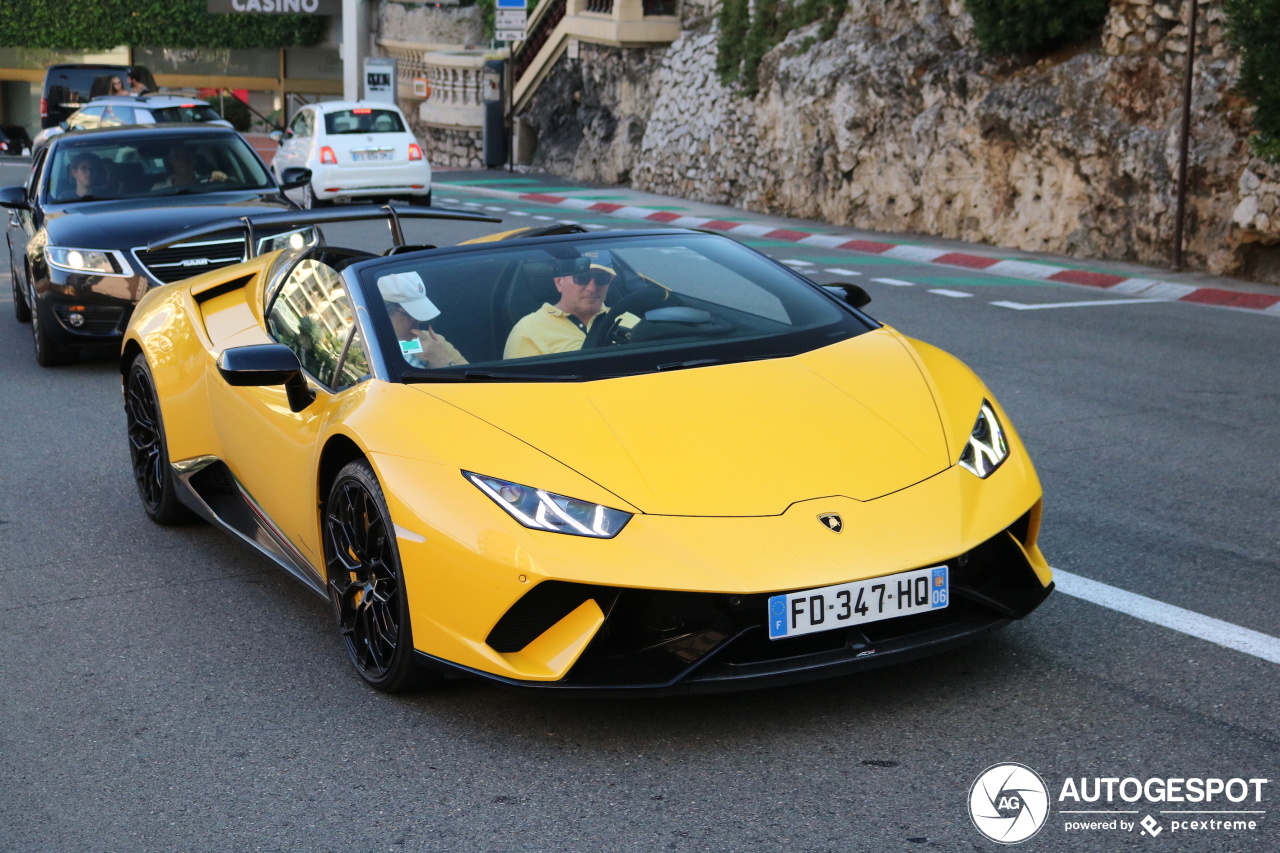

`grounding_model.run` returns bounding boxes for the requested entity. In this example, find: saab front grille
[134,238,245,284]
